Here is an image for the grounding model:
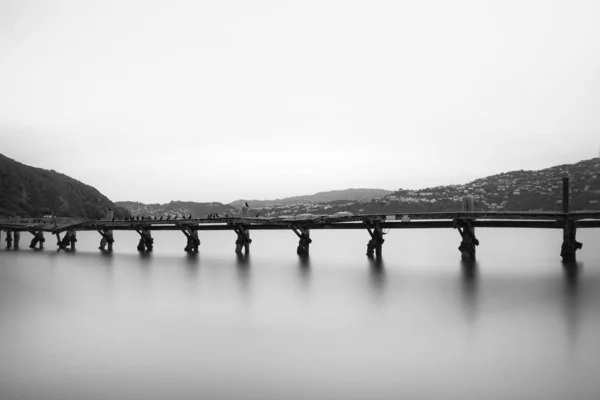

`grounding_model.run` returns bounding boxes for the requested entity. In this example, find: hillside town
[244,158,600,217]
[118,158,600,218]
